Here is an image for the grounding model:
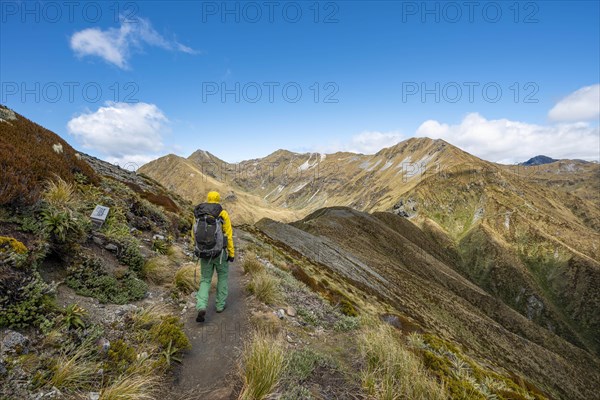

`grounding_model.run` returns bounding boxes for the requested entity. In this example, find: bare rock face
[0,105,17,122]
[392,198,418,217]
